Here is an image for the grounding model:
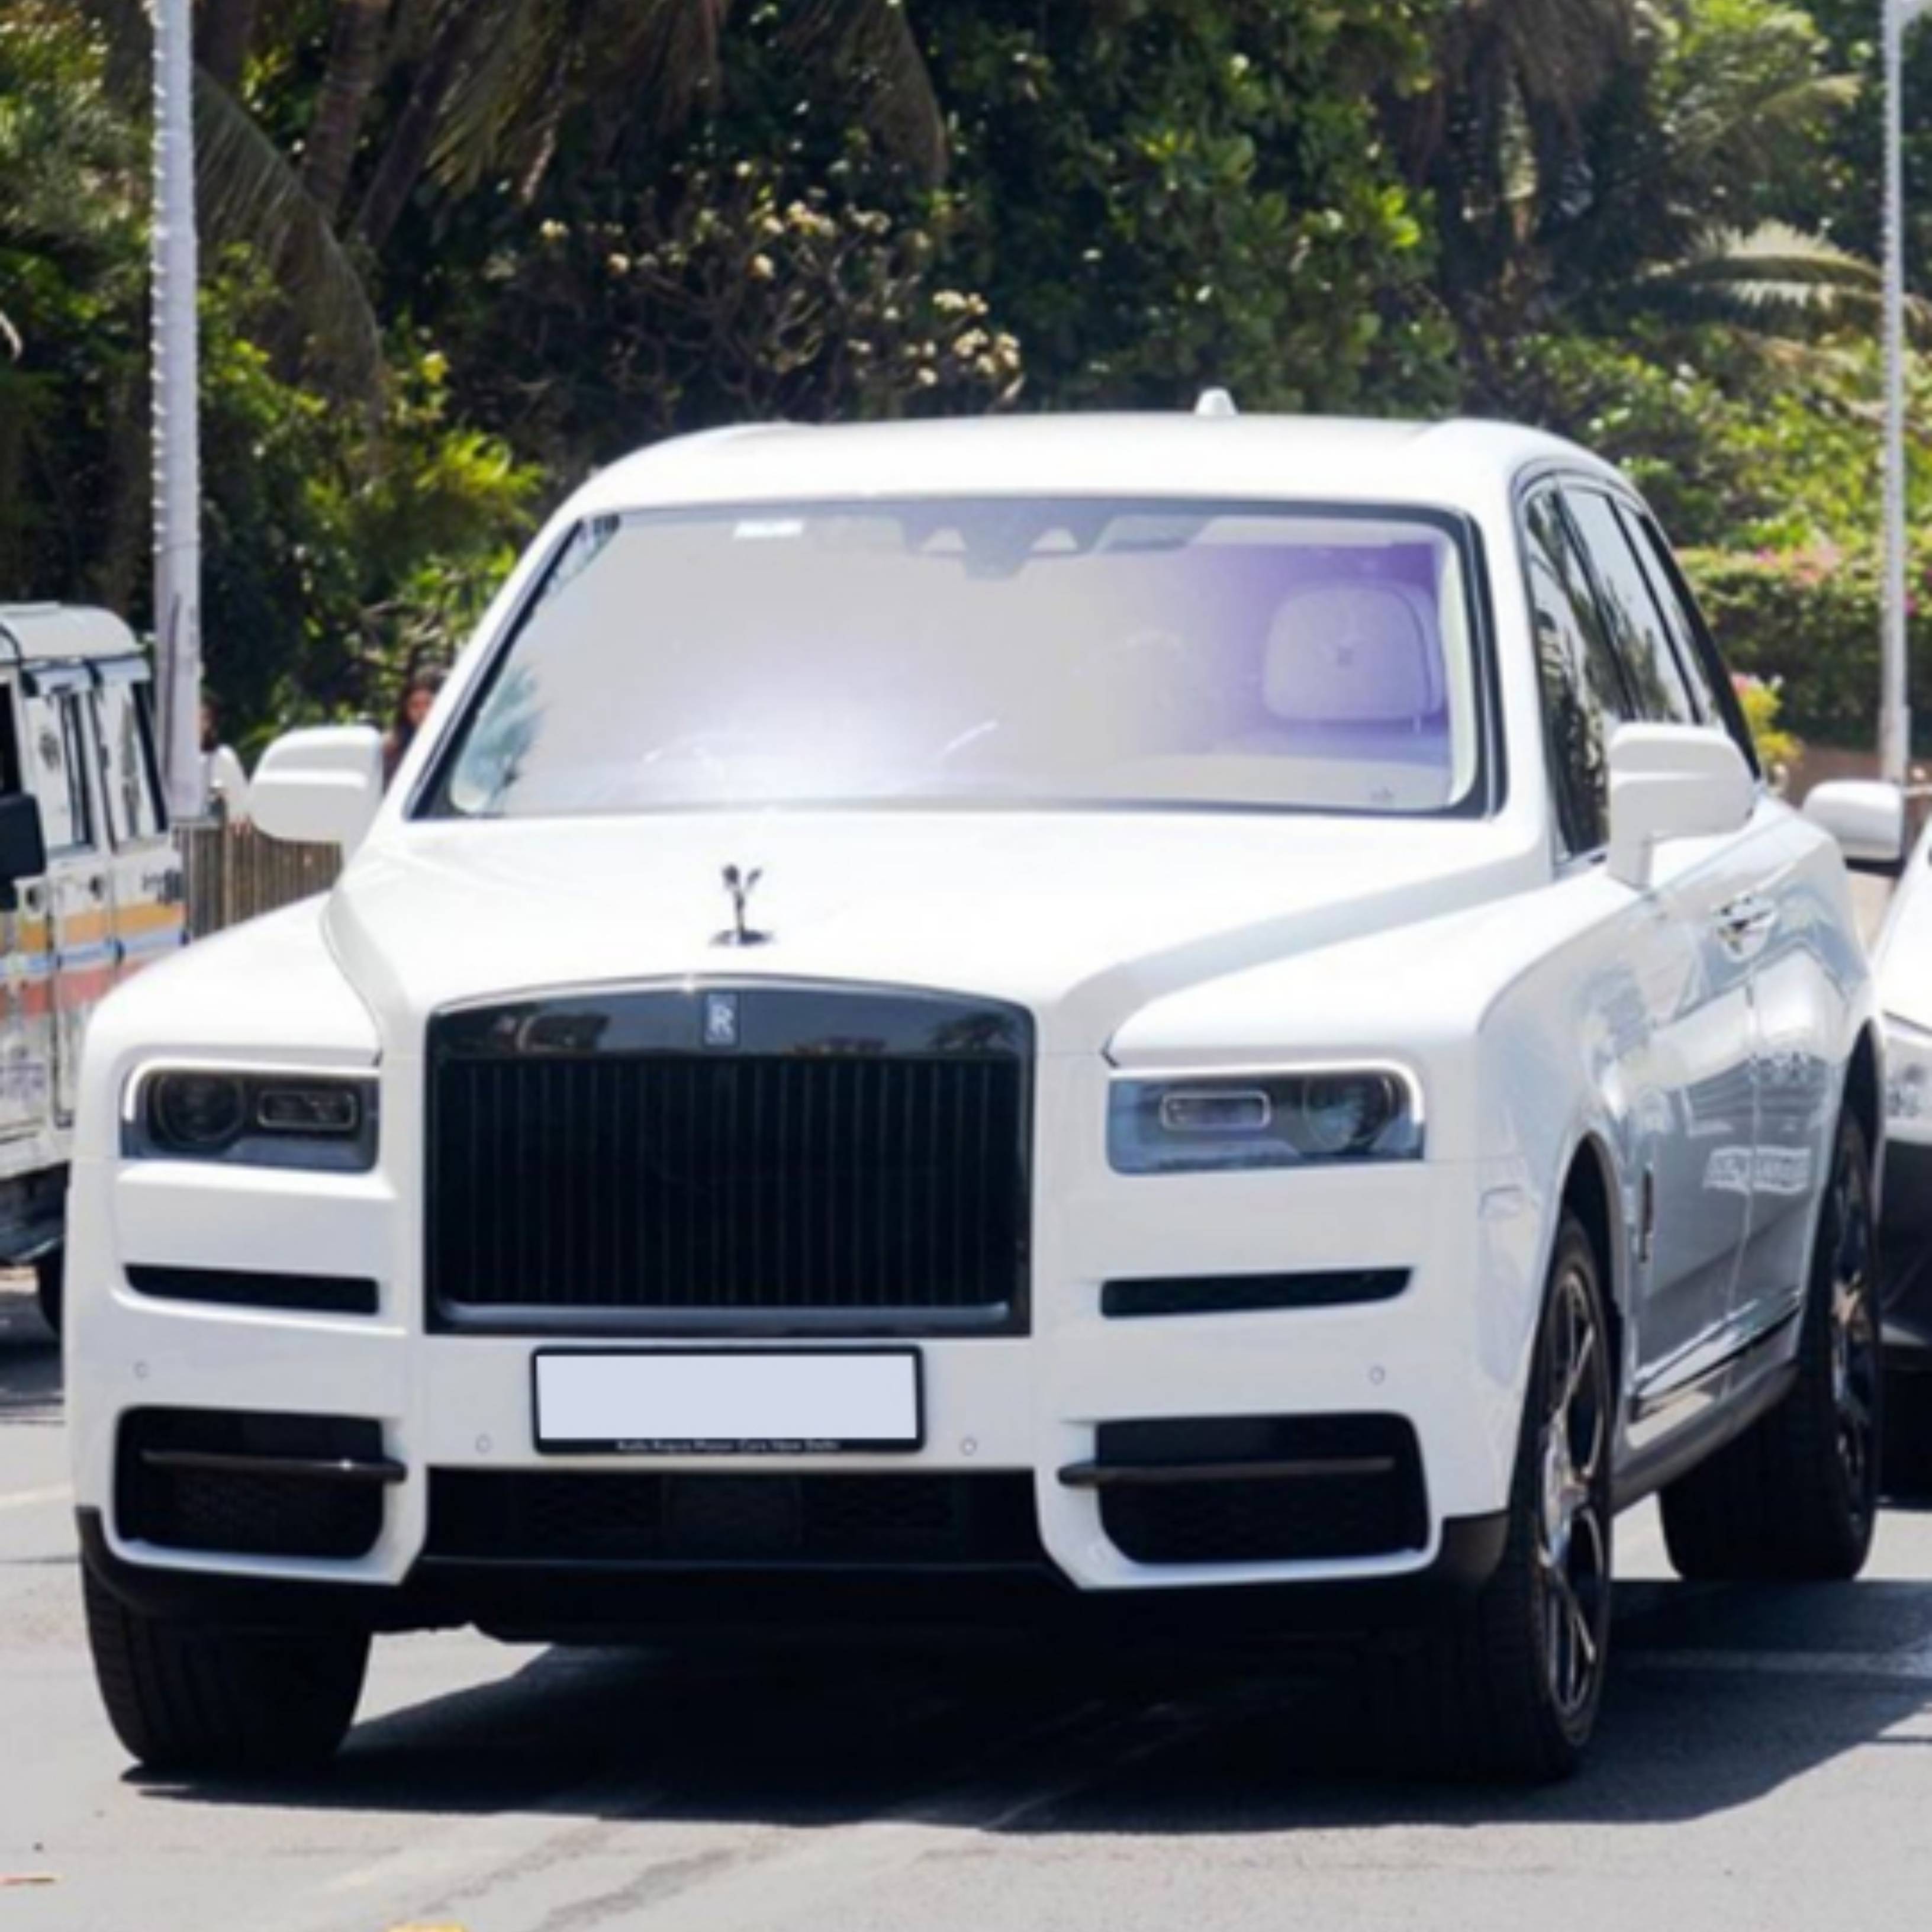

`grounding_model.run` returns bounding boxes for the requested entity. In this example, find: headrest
[1263,582,1442,725]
